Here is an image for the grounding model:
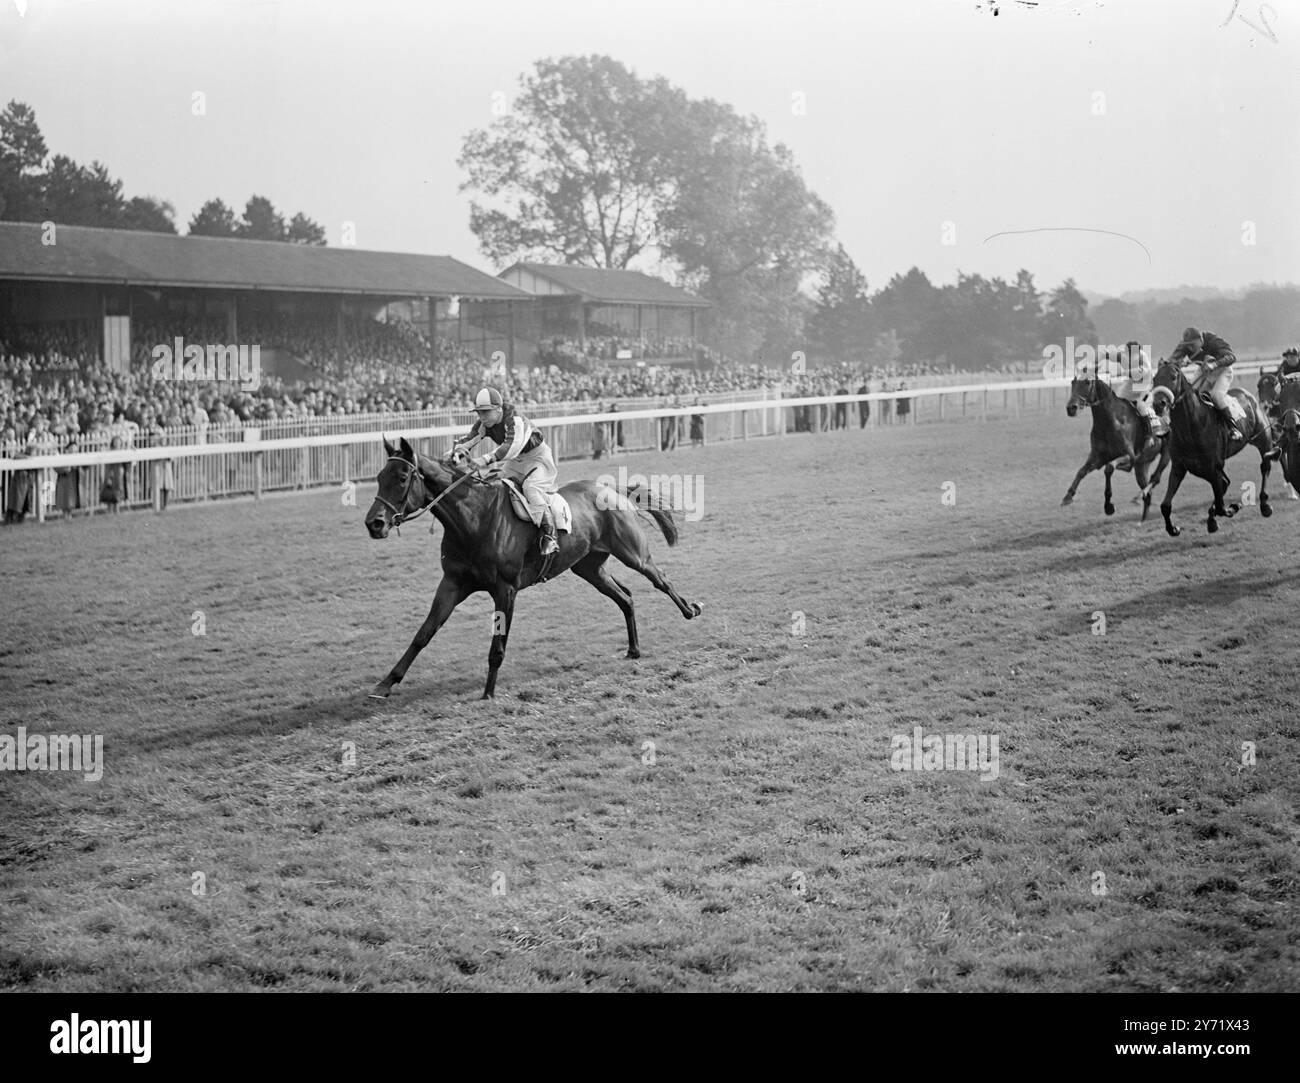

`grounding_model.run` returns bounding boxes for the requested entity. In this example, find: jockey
[1106,340,1167,438]
[451,387,559,557]
[1167,326,1243,441]
[1278,346,1300,380]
